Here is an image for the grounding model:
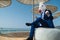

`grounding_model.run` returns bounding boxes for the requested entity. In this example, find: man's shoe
[26,37,33,40]
[26,23,31,26]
